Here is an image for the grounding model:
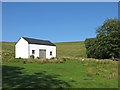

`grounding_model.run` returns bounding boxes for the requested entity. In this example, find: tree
[96,18,120,59]
[85,18,120,59]
[85,38,96,58]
